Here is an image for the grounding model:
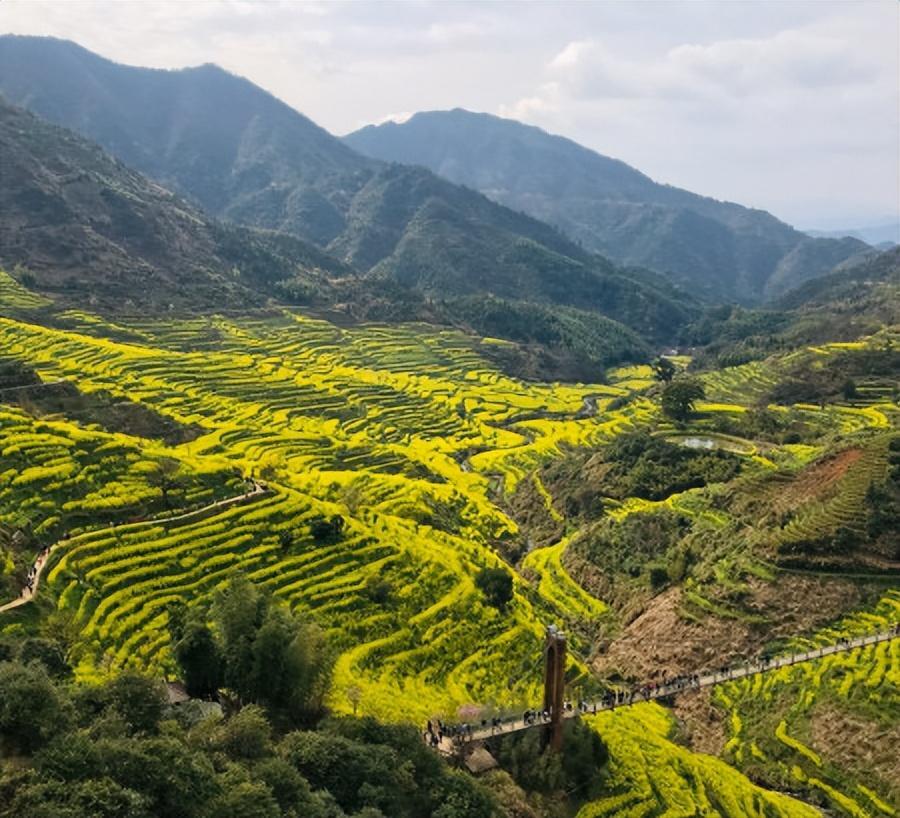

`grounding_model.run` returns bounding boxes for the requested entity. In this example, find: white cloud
[498,82,560,121]
[371,111,415,126]
[498,10,898,225]
[542,26,882,103]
